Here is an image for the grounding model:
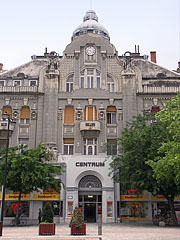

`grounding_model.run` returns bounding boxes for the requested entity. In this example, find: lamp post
[0,113,15,236]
